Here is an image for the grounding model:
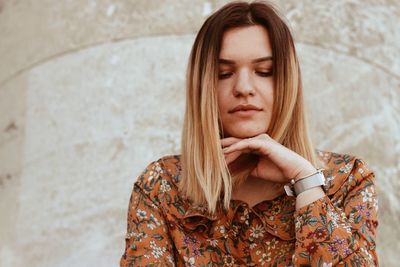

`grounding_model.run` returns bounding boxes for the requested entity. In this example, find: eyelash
[218,71,273,80]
